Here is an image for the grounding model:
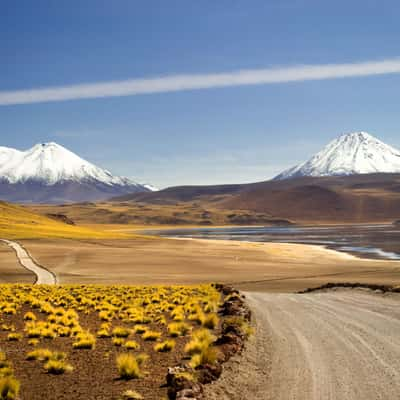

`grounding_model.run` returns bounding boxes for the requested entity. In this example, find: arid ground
[10,237,400,291]
[0,241,34,283]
